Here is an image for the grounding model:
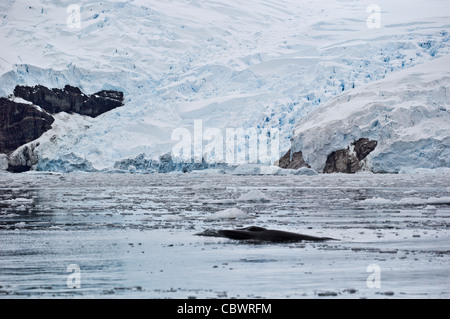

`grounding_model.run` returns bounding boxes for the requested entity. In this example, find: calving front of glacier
[1,0,450,172]
[291,54,450,173]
